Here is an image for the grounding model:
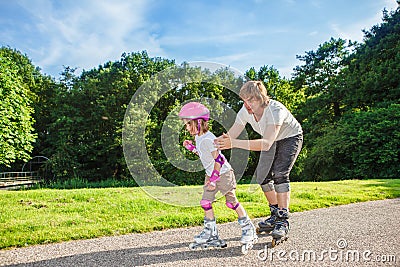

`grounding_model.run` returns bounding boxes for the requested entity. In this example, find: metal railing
[0,172,42,188]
